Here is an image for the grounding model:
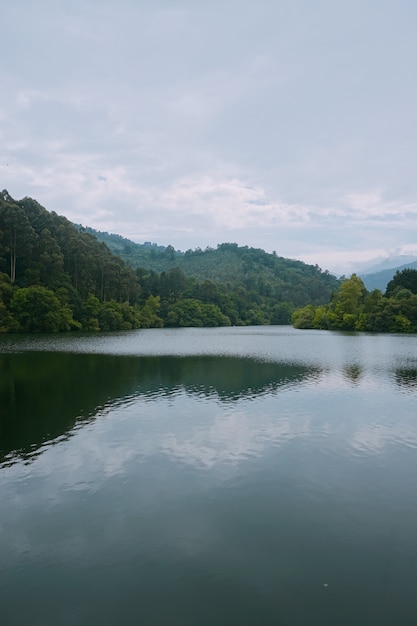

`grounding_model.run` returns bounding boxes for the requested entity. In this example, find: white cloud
[344,191,417,221]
